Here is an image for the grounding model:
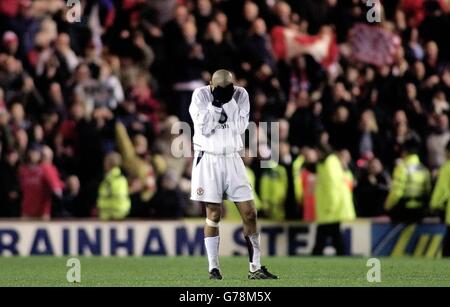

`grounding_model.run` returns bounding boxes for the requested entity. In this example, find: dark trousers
[389,207,424,224]
[388,198,425,224]
[443,226,450,257]
[312,222,345,256]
